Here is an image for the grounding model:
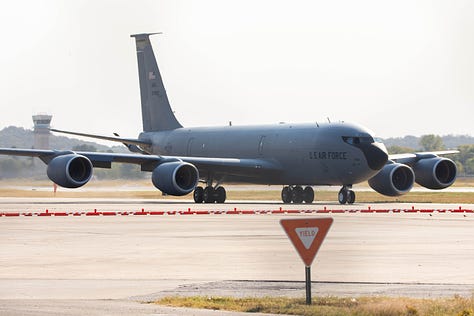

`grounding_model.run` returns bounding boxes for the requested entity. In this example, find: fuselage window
[342,136,374,145]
